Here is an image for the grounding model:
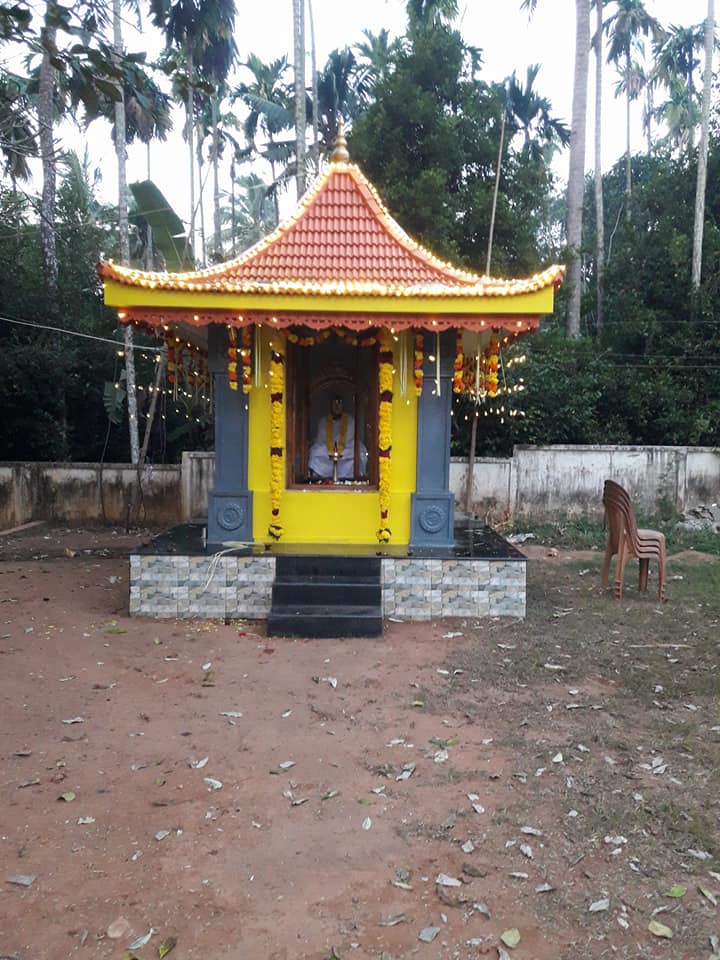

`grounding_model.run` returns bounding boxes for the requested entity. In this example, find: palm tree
[654,74,700,151]
[149,0,236,260]
[353,28,400,104]
[691,0,715,290]
[37,1,59,296]
[196,26,236,260]
[0,3,31,38]
[234,54,293,222]
[612,53,647,211]
[292,0,306,199]
[592,0,606,333]
[406,0,458,29]
[306,0,319,174]
[220,171,275,252]
[652,22,707,150]
[505,64,570,161]
[0,72,38,188]
[522,0,590,339]
[314,48,365,152]
[485,65,569,273]
[111,0,140,466]
[604,0,664,213]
